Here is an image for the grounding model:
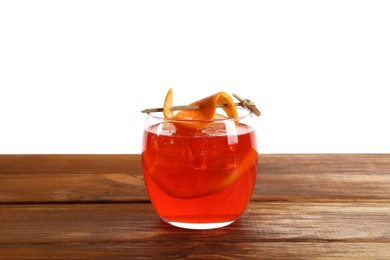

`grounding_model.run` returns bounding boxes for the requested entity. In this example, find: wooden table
[1,154,390,259]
